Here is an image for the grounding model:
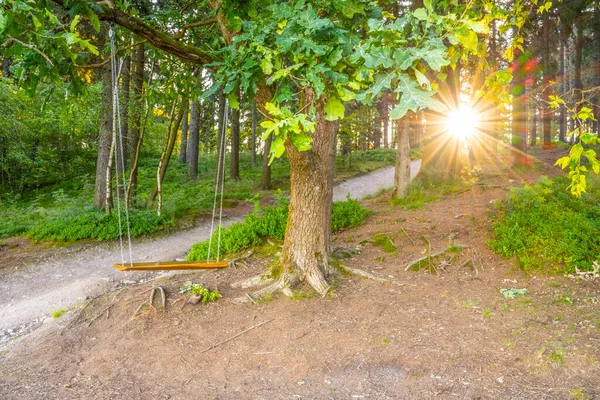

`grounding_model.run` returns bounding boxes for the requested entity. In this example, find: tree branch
[174,18,217,40]
[76,39,147,69]
[51,0,217,65]
[3,37,54,66]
